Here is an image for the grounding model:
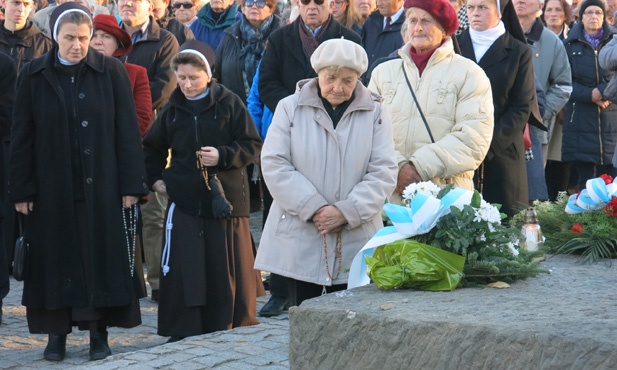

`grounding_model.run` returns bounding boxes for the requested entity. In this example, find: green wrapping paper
[365,239,465,291]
